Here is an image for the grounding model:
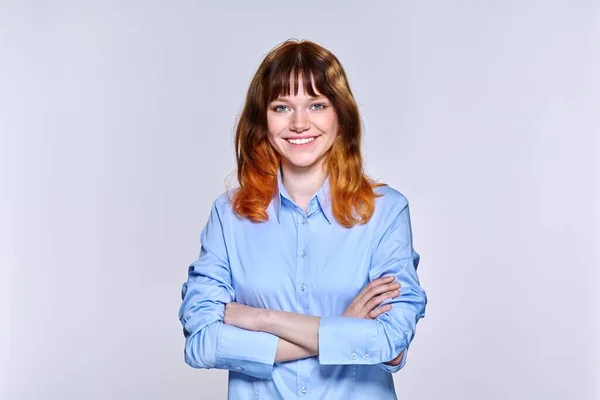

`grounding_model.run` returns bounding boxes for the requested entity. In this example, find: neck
[280,160,328,207]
